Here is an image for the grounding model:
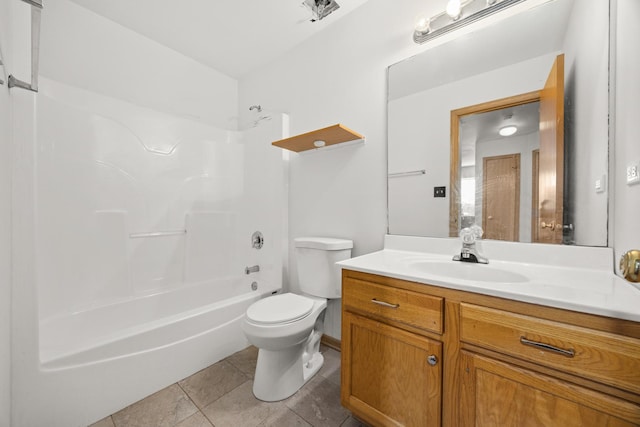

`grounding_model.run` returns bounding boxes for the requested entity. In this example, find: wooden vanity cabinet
[341,274,444,427]
[459,351,640,427]
[341,269,640,427]
[458,302,640,427]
